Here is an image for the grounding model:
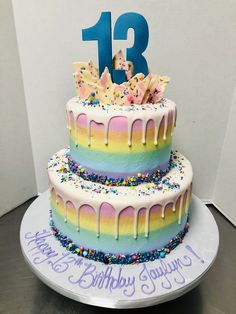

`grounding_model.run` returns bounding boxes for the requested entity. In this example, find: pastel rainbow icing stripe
[50,187,191,254]
[48,149,193,255]
[67,98,176,178]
